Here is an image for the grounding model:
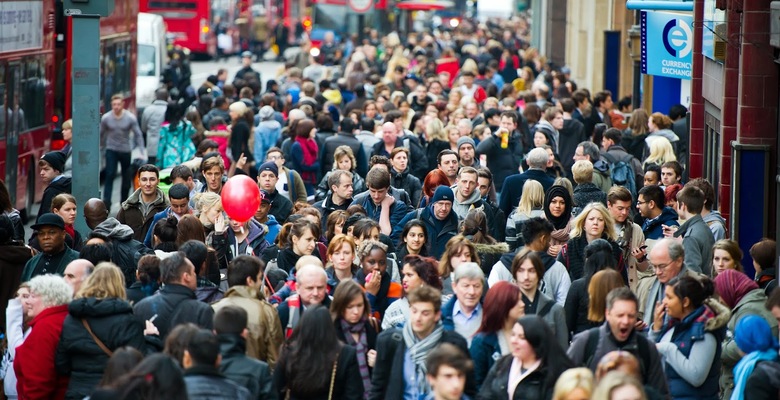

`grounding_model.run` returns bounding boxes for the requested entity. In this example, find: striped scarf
[341,318,371,398]
[403,322,444,396]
